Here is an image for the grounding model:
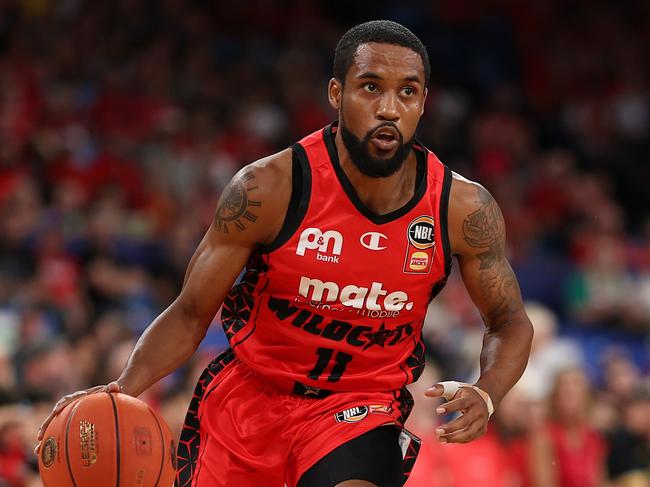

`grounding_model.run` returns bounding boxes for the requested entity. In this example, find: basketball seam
[149,406,166,487]
[64,401,81,487]
[108,393,121,487]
